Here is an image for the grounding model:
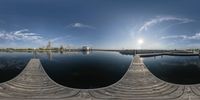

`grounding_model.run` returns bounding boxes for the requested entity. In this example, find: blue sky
[0,0,200,49]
